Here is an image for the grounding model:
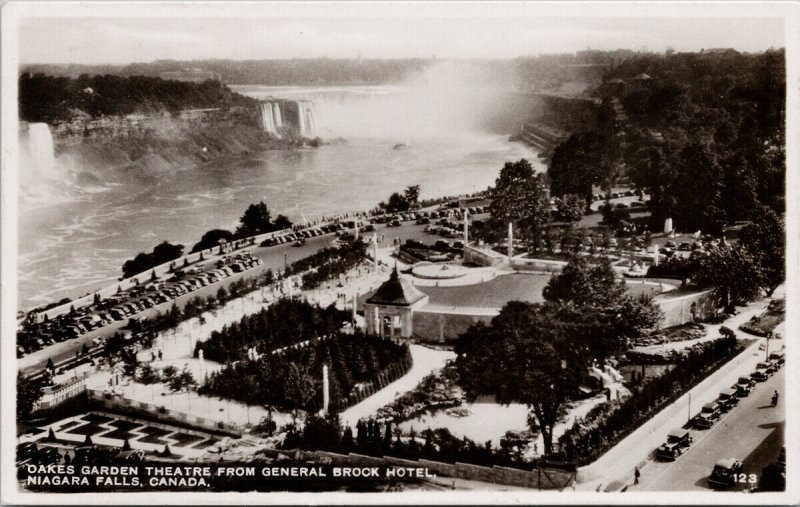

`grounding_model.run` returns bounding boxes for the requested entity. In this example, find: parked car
[708,458,743,488]
[656,428,693,461]
[769,351,785,367]
[387,219,402,227]
[694,402,721,429]
[756,361,777,375]
[736,376,754,396]
[750,368,769,383]
[718,388,739,412]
